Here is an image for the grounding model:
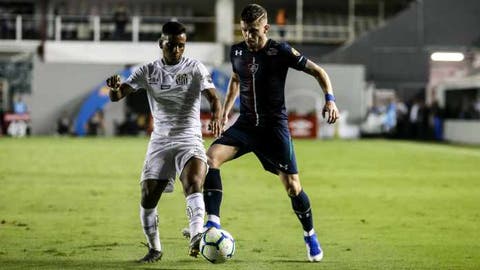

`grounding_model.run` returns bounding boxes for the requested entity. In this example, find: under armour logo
[279,163,289,170]
[235,50,243,56]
